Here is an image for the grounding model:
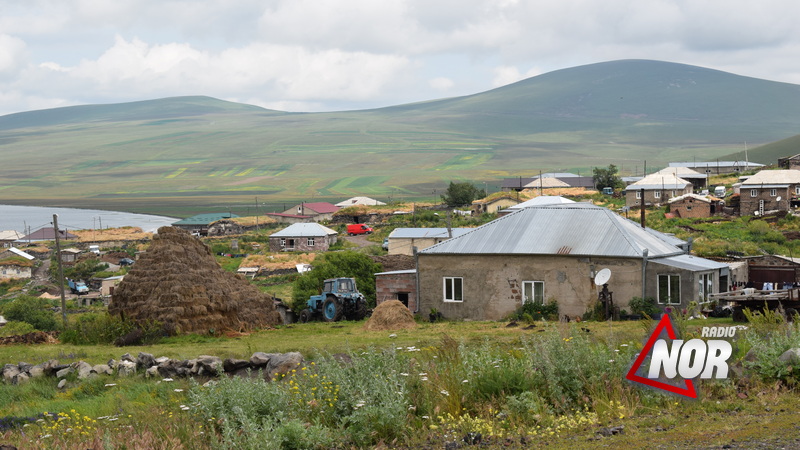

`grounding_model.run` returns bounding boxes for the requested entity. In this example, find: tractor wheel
[299,309,313,323]
[322,296,344,322]
[353,299,368,320]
